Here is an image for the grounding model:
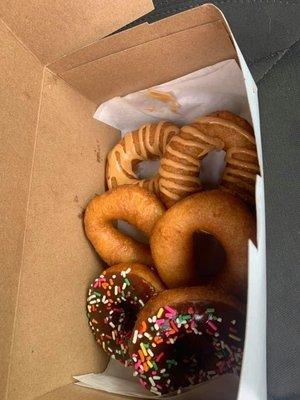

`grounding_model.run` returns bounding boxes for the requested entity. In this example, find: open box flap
[0,0,154,65]
[48,4,222,74]
[59,20,237,104]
